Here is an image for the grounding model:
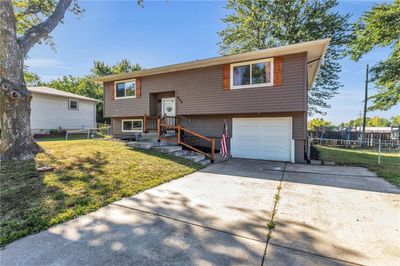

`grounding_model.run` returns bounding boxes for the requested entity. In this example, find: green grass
[0,140,203,247]
[315,145,400,187]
